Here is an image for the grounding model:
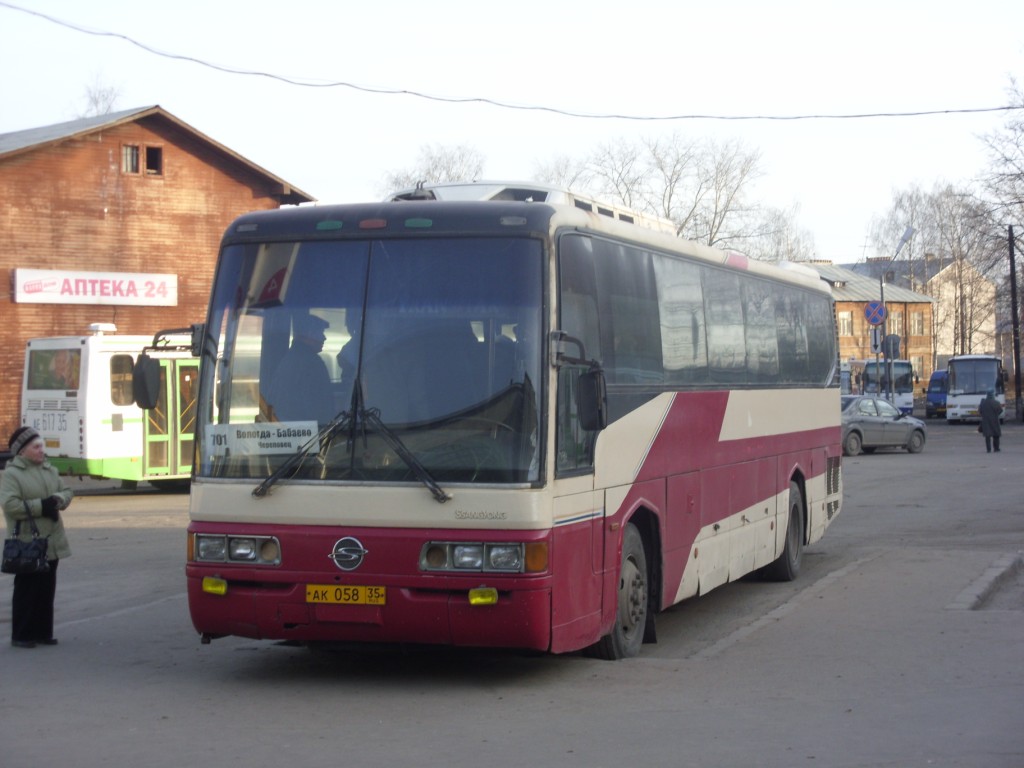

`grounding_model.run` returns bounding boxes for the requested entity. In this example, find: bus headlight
[229,538,258,561]
[193,534,281,565]
[486,544,522,572]
[419,542,547,573]
[196,535,227,562]
[453,544,484,570]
